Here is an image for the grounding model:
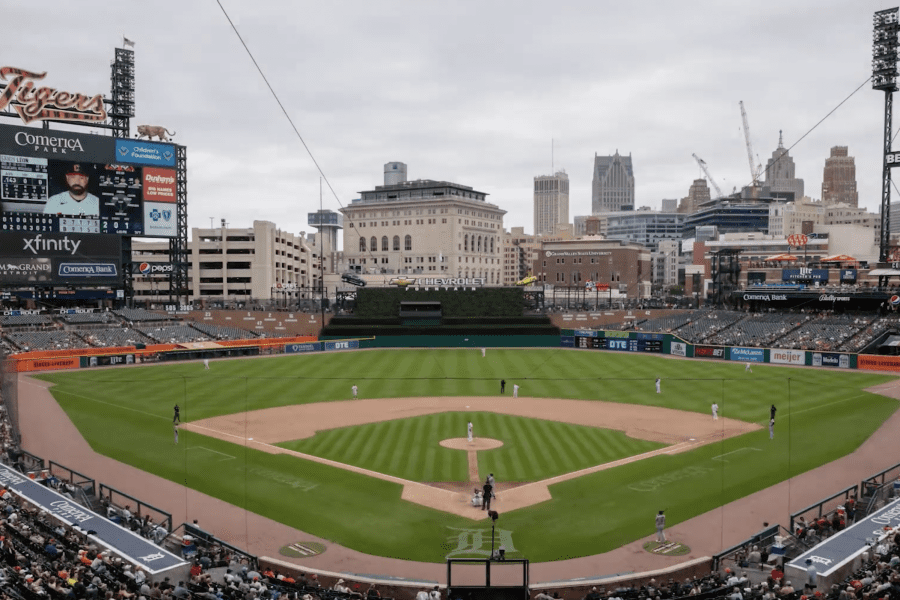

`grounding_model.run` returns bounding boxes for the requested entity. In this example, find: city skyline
[2,1,896,242]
